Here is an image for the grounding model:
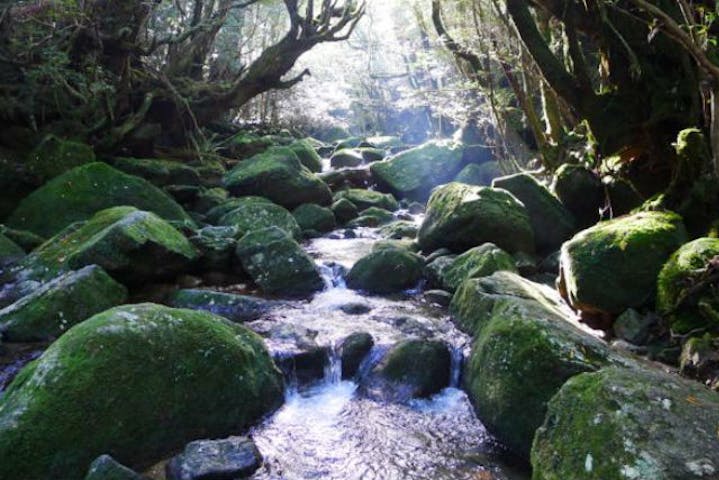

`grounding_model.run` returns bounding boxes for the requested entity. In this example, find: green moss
[375,340,451,398]
[347,207,396,228]
[456,272,615,458]
[560,211,688,314]
[0,225,45,251]
[657,237,719,334]
[346,248,424,294]
[22,206,198,283]
[441,243,517,292]
[454,162,501,186]
[0,233,24,266]
[217,200,301,240]
[288,139,323,173]
[493,173,577,253]
[292,204,336,234]
[0,303,284,480]
[109,158,200,187]
[331,198,359,224]
[193,187,229,214]
[26,135,95,181]
[169,289,274,323]
[357,147,385,162]
[8,163,193,237]
[418,183,534,254]
[334,189,399,211]
[235,226,324,298]
[551,164,603,228]
[532,366,719,480]
[330,148,364,168]
[0,265,127,342]
[205,196,274,224]
[223,147,332,209]
[370,140,465,200]
[378,220,418,240]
